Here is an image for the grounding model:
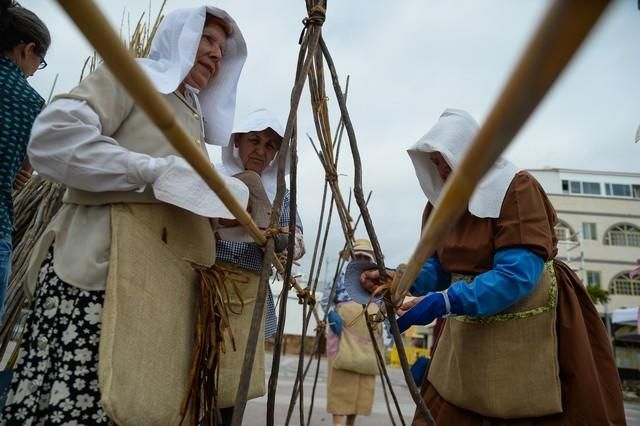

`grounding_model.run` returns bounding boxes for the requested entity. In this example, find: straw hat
[352,238,374,261]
